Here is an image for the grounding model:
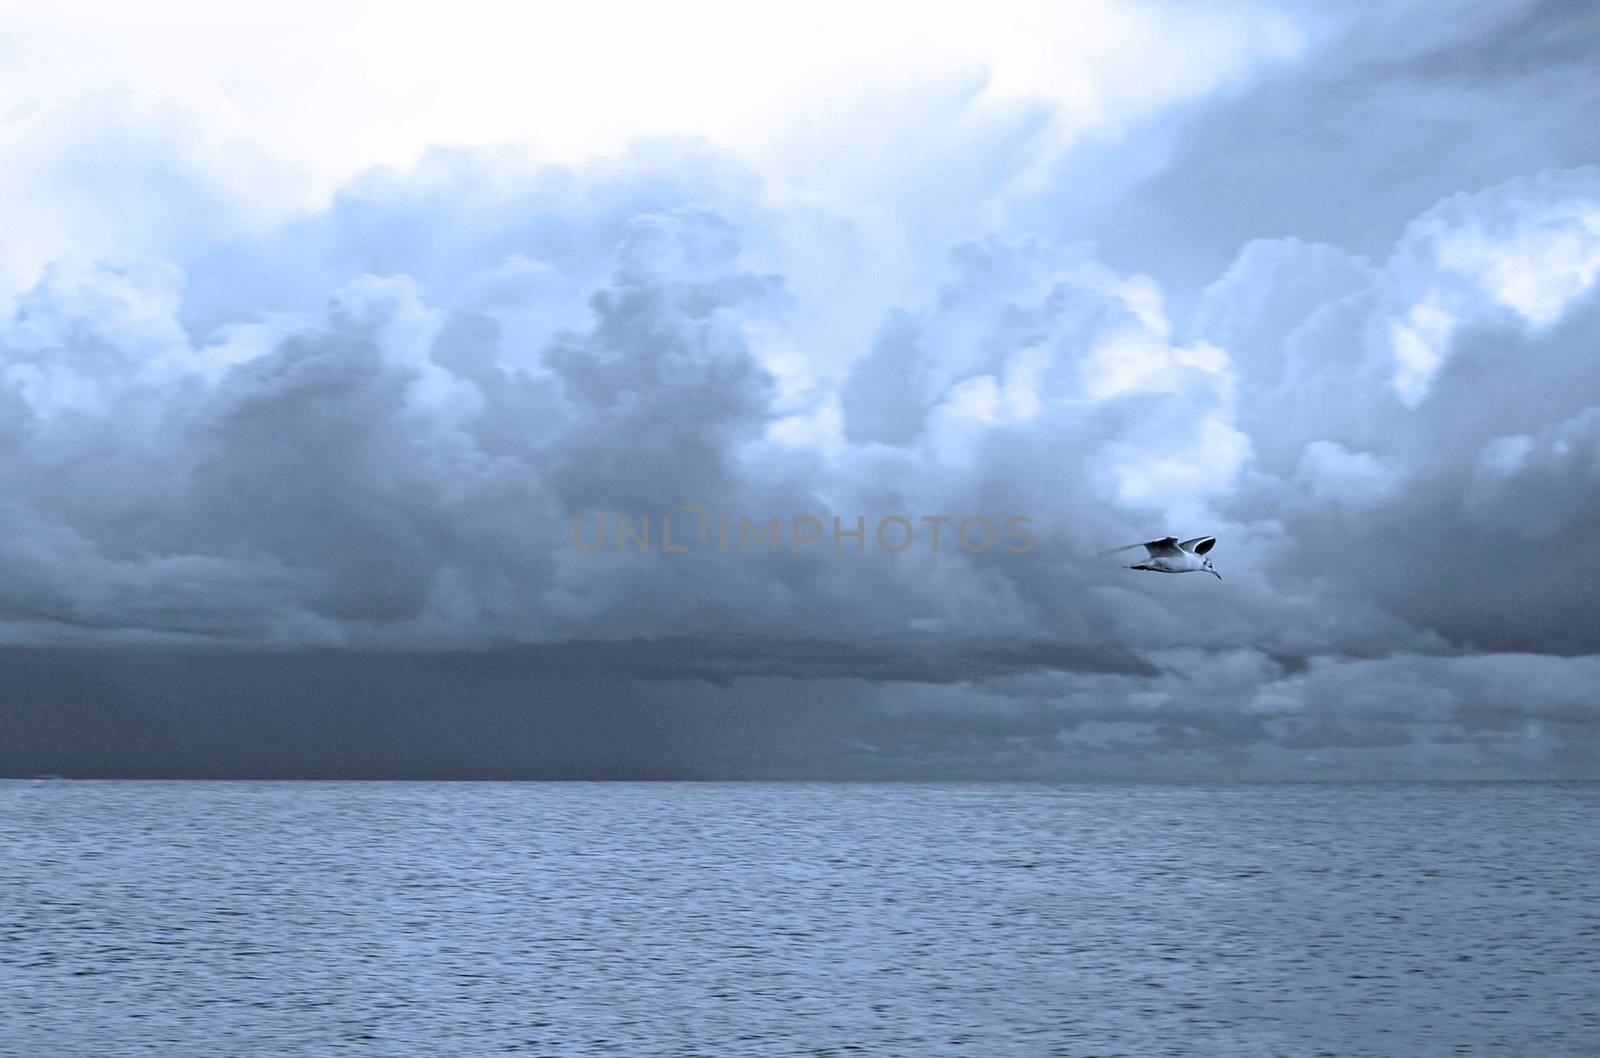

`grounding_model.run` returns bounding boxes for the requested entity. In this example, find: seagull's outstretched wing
[1179,536,1216,555]
[1142,536,1183,558]
[1103,536,1182,558]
